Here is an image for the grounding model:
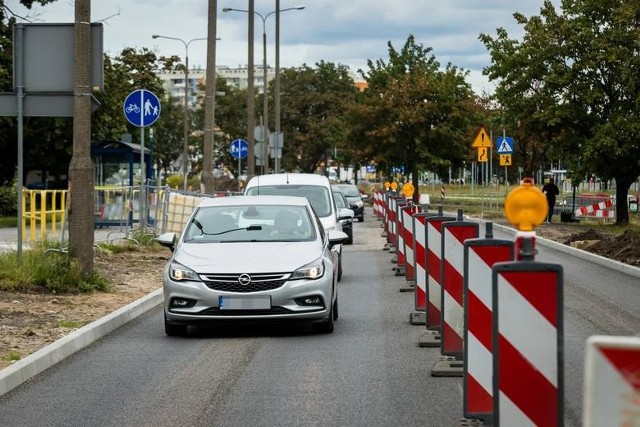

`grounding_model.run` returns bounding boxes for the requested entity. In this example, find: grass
[58,320,85,329]
[0,241,112,293]
[0,351,22,362]
[0,216,18,228]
